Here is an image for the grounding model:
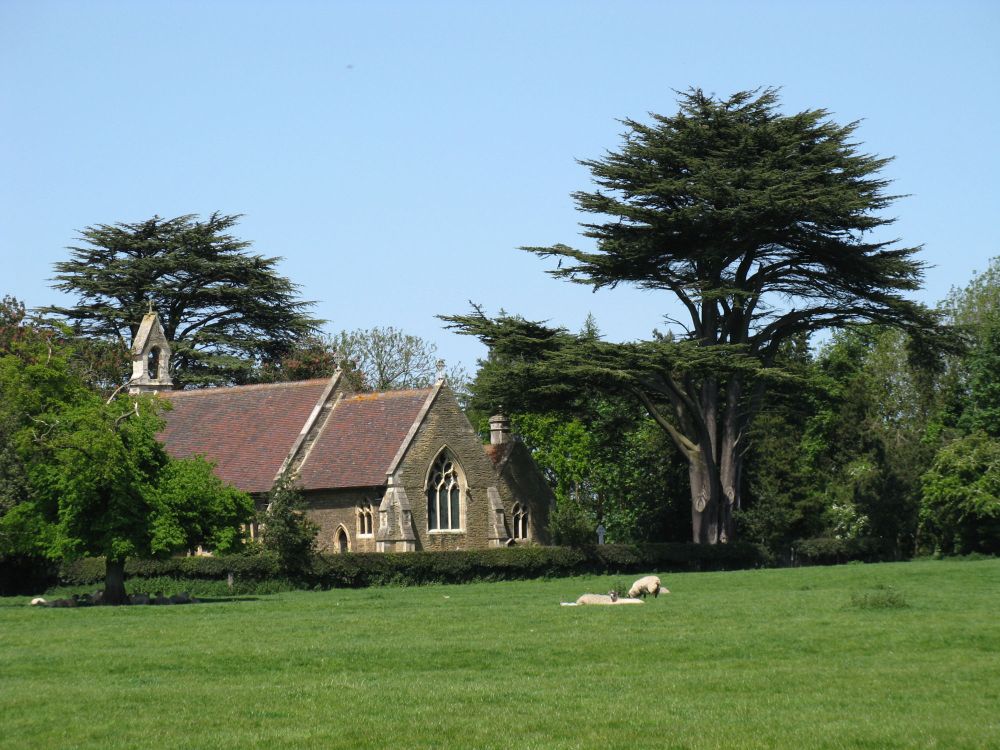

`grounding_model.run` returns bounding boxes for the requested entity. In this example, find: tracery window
[358,502,374,537]
[427,451,463,531]
[512,503,529,540]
